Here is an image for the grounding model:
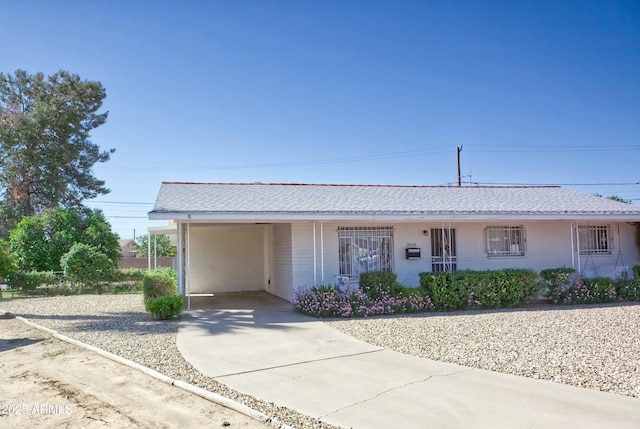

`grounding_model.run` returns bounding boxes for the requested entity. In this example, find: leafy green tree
[61,242,115,288]
[0,238,17,278]
[135,234,177,257]
[9,207,120,272]
[0,69,114,231]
